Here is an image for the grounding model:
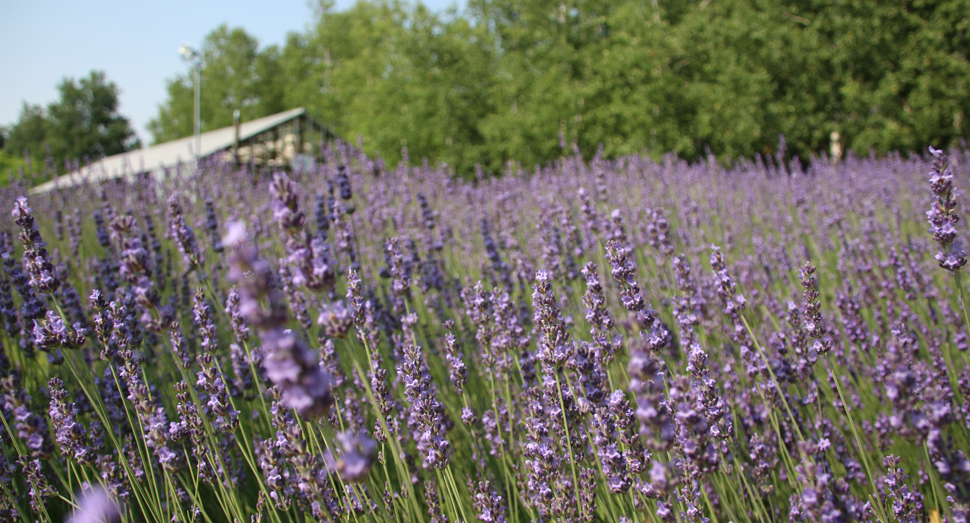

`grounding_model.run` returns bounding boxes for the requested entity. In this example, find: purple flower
[582,262,620,364]
[204,197,224,252]
[927,146,968,271]
[68,485,122,523]
[317,300,354,339]
[168,193,204,270]
[49,378,93,464]
[472,480,508,523]
[270,172,306,235]
[19,458,54,512]
[12,196,60,294]
[882,455,926,522]
[532,270,572,368]
[262,329,333,419]
[2,375,53,459]
[33,310,86,350]
[442,320,468,394]
[322,430,377,482]
[224,287,250,343]
[226,221,334,419]
[398,341,451,469]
